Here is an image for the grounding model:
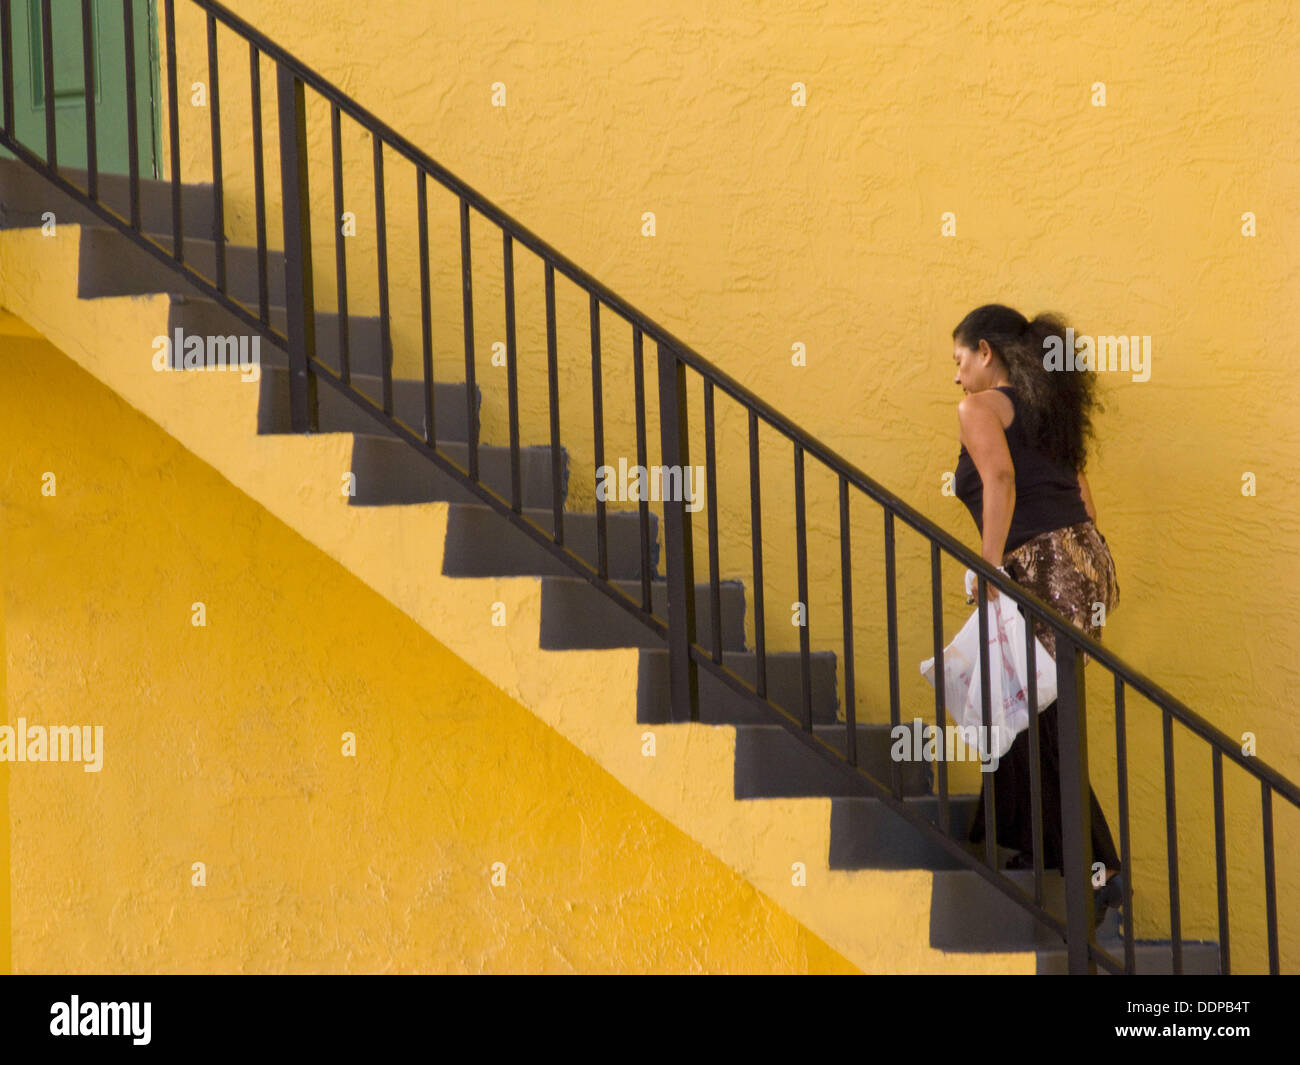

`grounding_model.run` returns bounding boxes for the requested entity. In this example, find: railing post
[657,342,698,722]
[39,0,55,167]
[1055,635,1097,974]
[1,0,14,137]
[276,65,317,433]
